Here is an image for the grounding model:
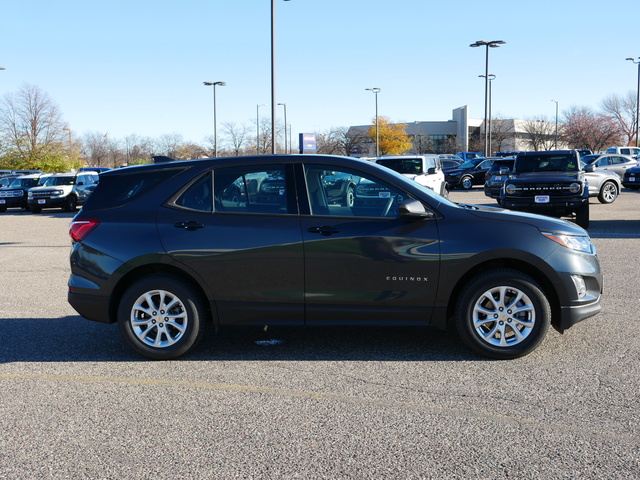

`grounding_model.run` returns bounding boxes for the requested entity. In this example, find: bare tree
[222,121,251,156]
[155,133,185,159]
[0,83,78,169]
[82,132,112,167]
[490,118,514,153]
[521,117,556,151]
[601,91,637,146]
